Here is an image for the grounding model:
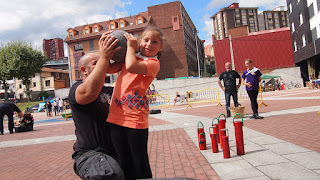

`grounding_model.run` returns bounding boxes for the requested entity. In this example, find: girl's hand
[124,33,139,50]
